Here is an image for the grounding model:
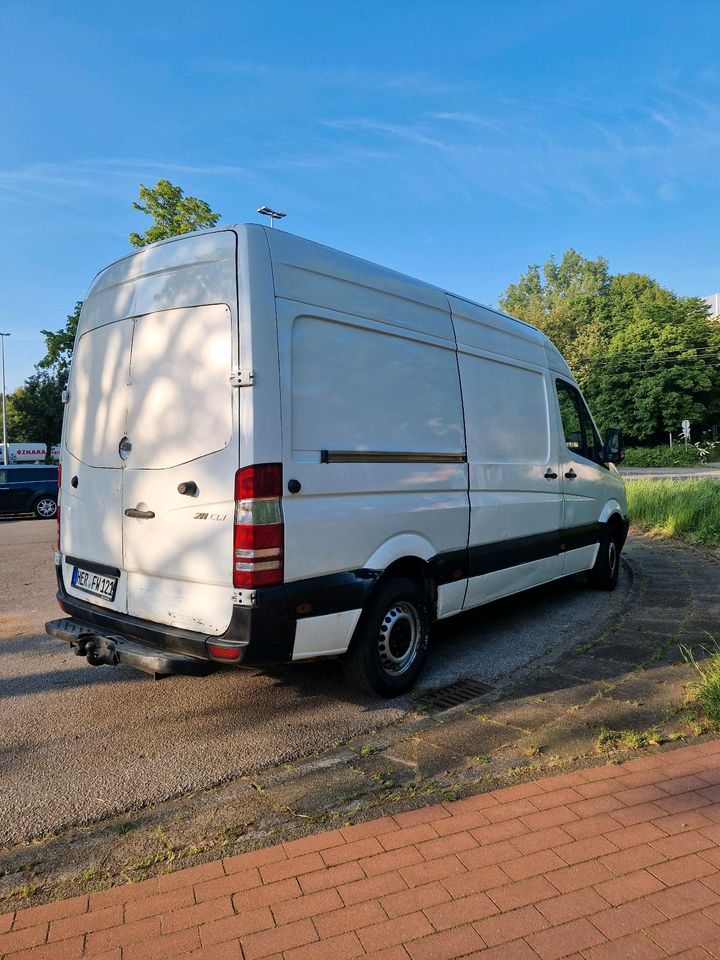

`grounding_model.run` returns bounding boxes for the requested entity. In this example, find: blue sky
[2,0,720,390]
